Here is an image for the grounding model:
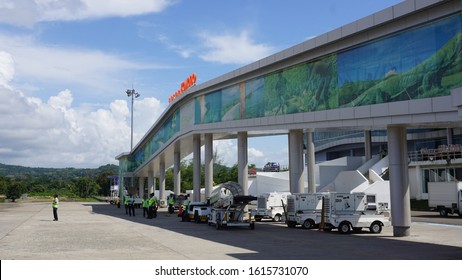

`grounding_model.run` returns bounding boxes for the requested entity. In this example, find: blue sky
[0,0,402,168]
